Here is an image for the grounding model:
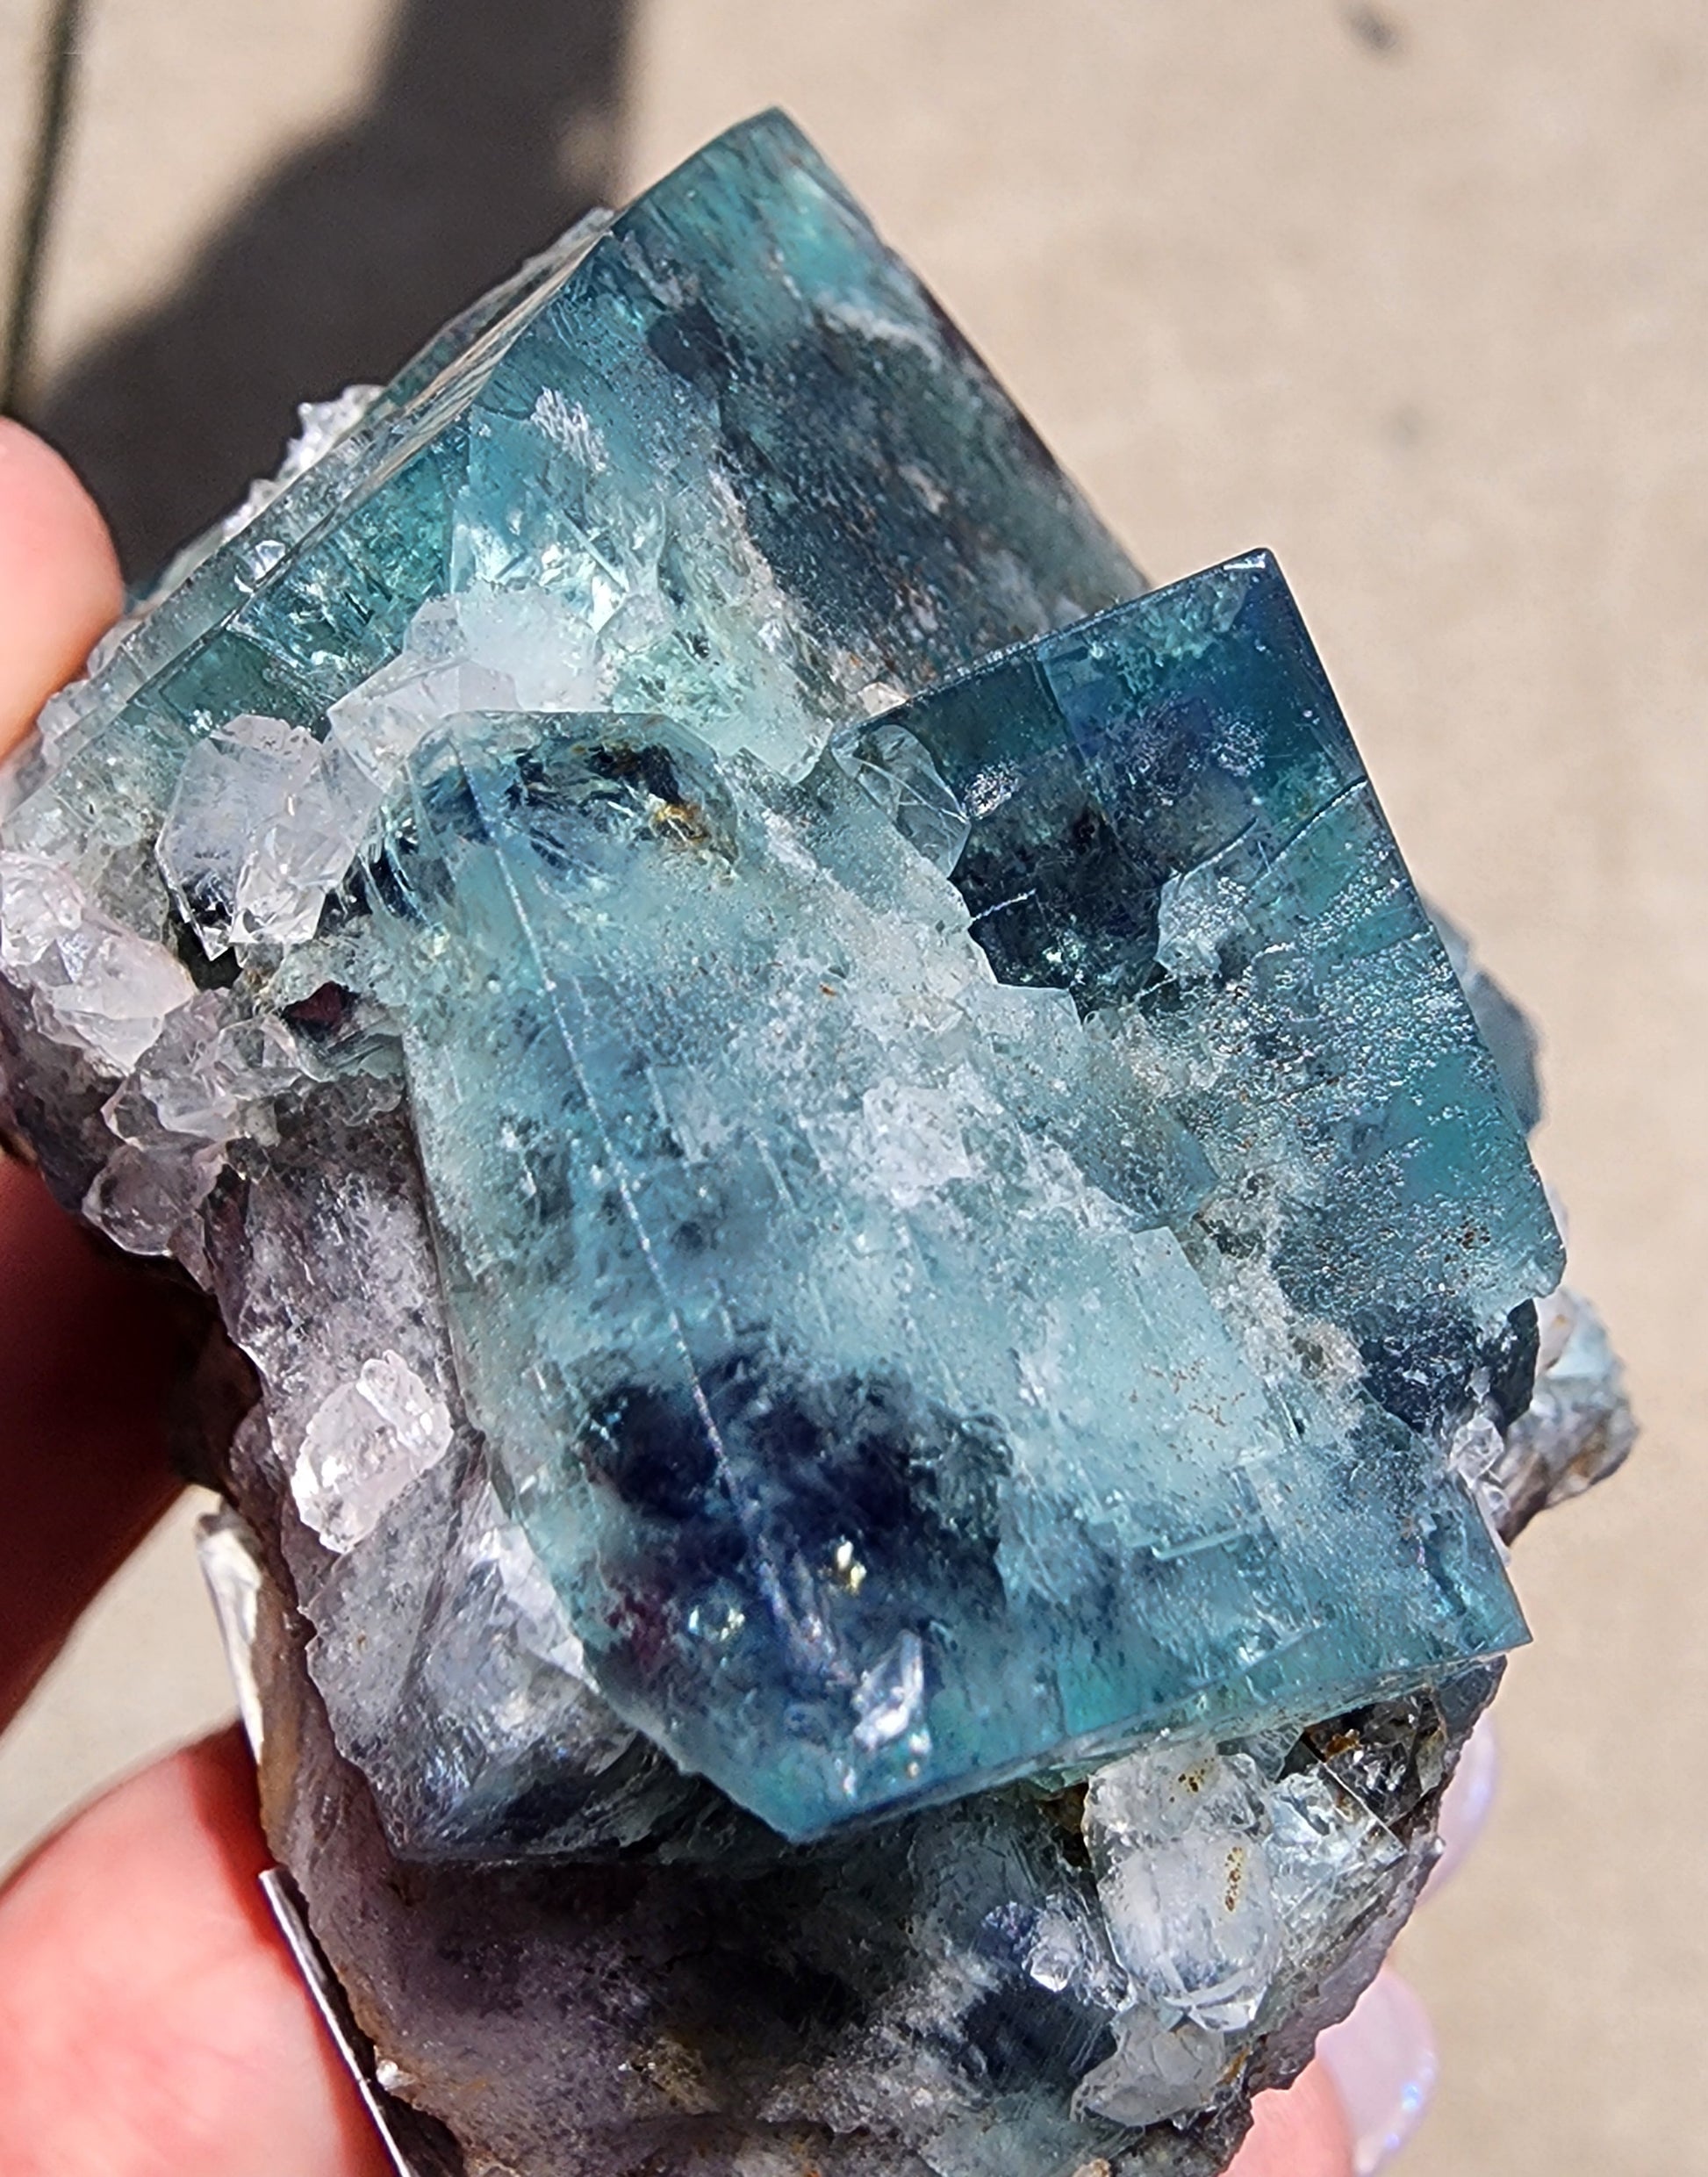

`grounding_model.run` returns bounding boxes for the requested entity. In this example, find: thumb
[0,1728,391,2176]
[0,417,122,749]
